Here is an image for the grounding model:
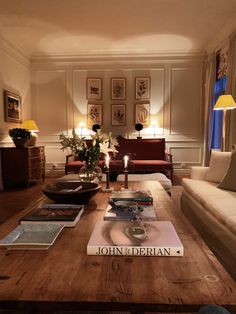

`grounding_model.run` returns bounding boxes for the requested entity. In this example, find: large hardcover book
[20,204,84,227]
[110,190,153,205]
[87,221,183,256]
[104,204,157,221]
